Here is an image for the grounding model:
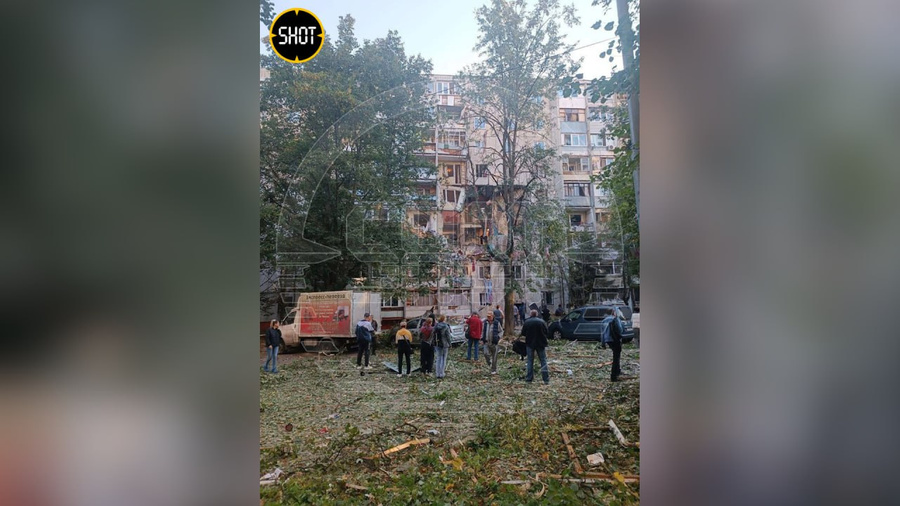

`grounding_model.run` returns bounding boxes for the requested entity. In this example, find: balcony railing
[440,277,472,288]
[563,196,592,208]
[407,292,471,308]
